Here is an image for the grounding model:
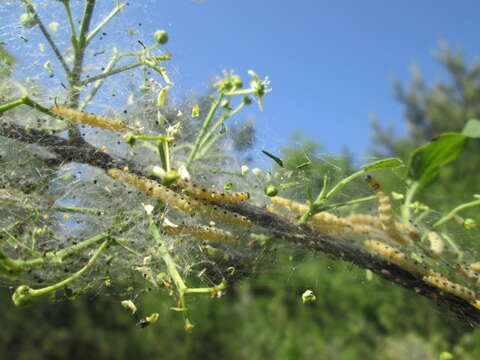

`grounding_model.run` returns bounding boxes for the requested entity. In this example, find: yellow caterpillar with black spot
[52,106,137,134]
[108,169,251,227]
[174,178,249,203]
[163,222,239,245]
